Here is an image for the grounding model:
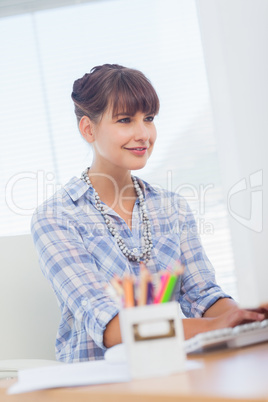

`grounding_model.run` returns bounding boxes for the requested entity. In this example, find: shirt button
[133,248,138,254]
[81,299,88,307]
